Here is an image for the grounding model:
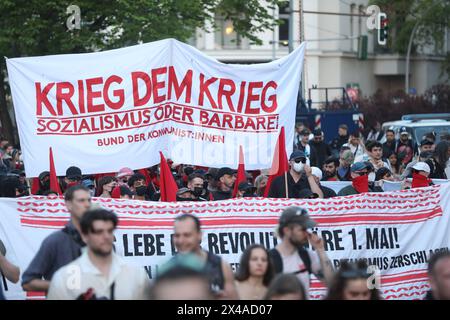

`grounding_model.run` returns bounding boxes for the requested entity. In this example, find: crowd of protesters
[0,122,449,201]
[2,194,450,300]
[1,124,450,300]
